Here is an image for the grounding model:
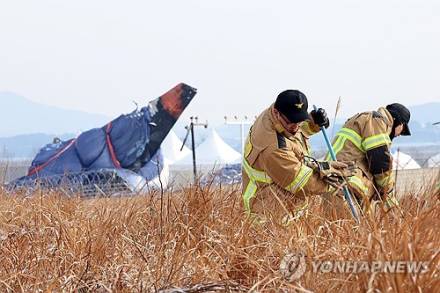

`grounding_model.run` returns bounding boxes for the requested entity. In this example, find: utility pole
[224,115,255,155]
[181,116,208,183]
